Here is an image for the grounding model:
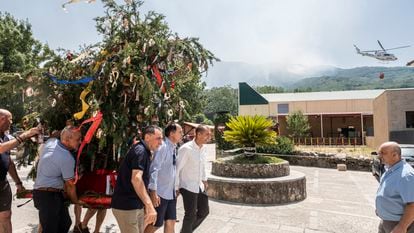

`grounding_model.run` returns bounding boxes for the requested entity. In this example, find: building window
[278,104,289,114]
[406,111,414,128]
